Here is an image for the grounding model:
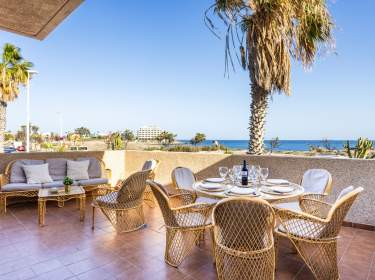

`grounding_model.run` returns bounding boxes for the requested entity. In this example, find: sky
[1,0,374,140]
